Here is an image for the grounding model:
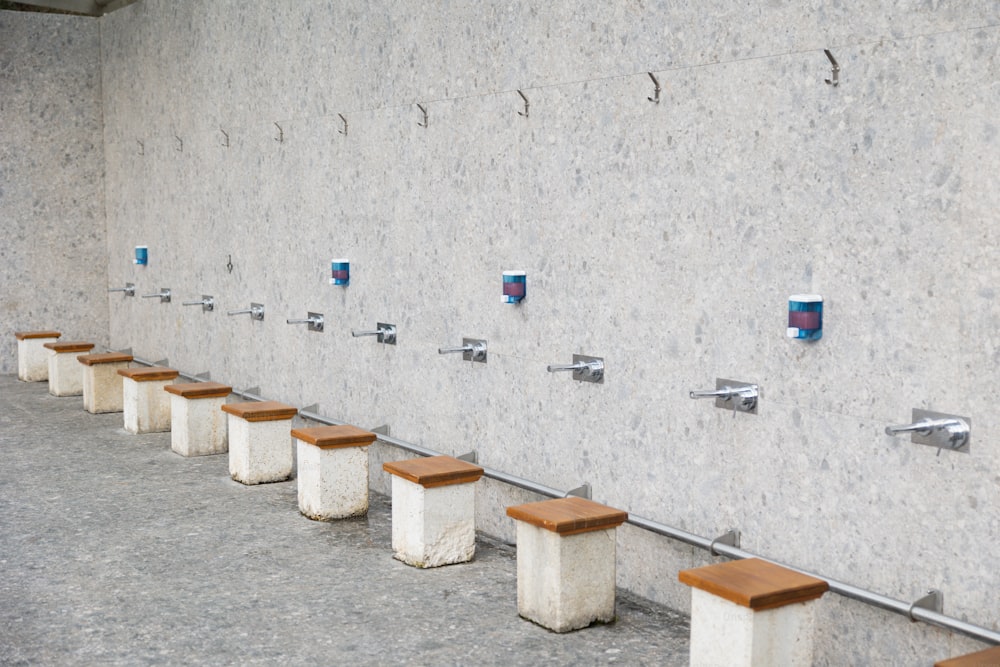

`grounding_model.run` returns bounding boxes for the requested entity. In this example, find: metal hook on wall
[175,135,183,152]
[338,113,348,136]
[137,140,144,156]
[416,103,428,128]
[226,254,234,273]
[274,122,284,143]
[220,128,229,148]
[824,49,840,86]
[647,72,661,104]
[517,90,529,118]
